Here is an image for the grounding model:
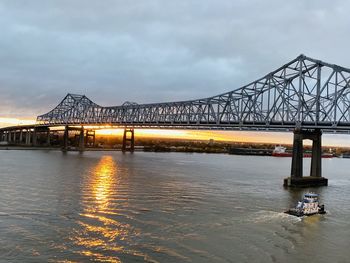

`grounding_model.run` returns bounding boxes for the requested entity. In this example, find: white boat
[285,193,326,217]
[272,146,290,157]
